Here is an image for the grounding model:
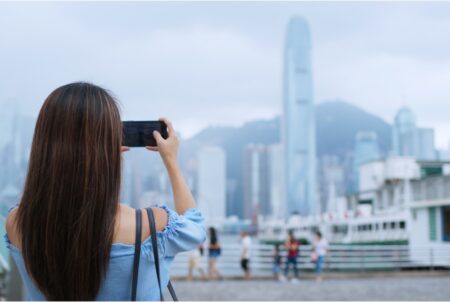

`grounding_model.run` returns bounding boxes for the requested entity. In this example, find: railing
[170,243,450,277]
[412,175,450,201]
[1,240,449,299]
